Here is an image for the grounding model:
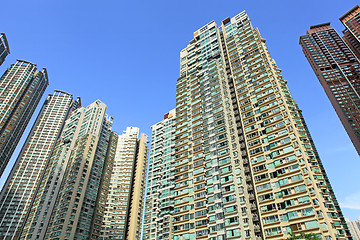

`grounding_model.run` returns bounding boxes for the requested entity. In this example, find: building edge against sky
[340,5,360,60]
[27,100,113,240]
[101,126,149,240]
[0,90,79,239]
[143,10,351,239]
[0,5,356,240]
[0,60,48,178]
[0,33,10,66]
[144,109,176,240]
[300,5,360,156]
[12,98,149,240]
